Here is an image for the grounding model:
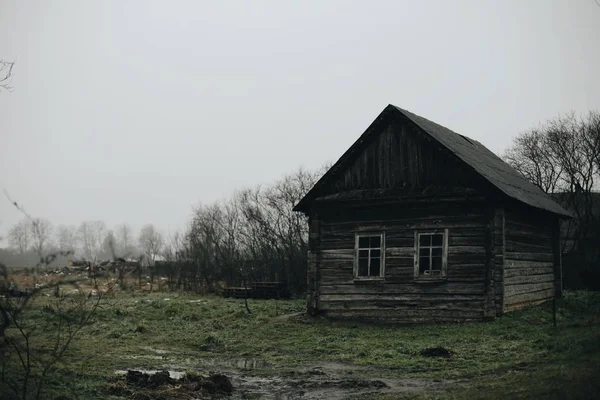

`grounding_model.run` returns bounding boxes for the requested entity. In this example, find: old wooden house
[293,105,571,323]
